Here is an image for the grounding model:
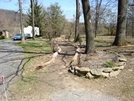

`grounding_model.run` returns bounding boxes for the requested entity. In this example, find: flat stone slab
[90,69,102,76]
